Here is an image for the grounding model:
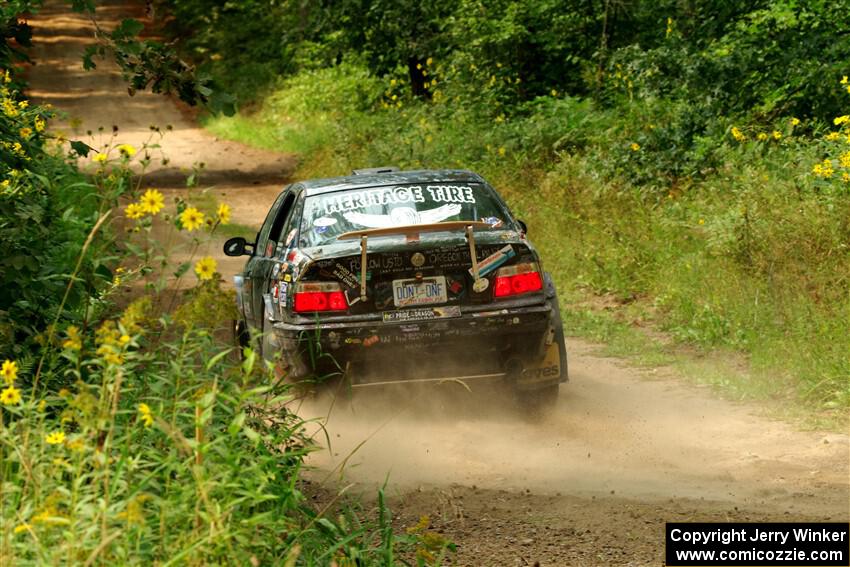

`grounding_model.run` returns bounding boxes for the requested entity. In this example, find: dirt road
[26,2,849,565]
